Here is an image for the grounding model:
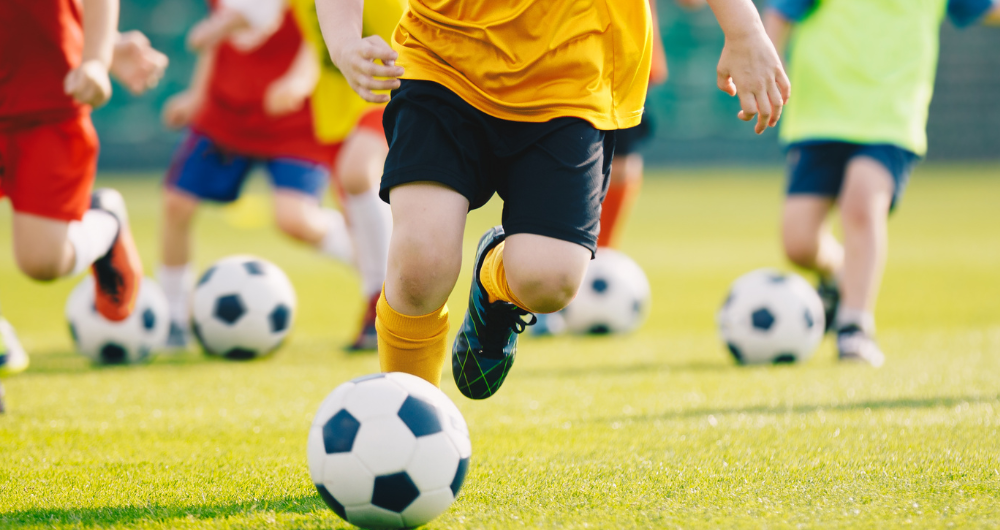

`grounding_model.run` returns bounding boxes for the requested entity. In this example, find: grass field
[1,166,999,529]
